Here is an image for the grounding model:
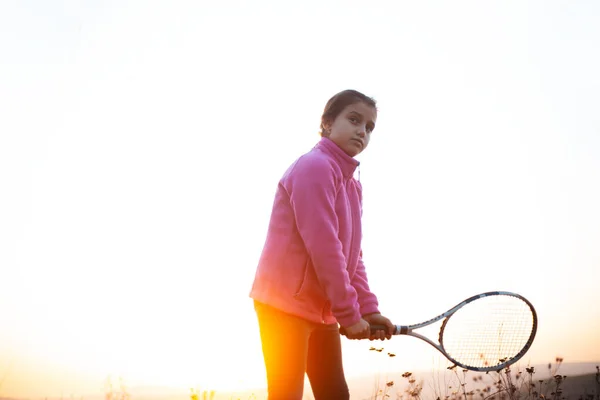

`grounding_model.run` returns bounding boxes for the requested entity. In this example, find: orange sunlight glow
[1,298,267,398]
[2,1,600,399]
